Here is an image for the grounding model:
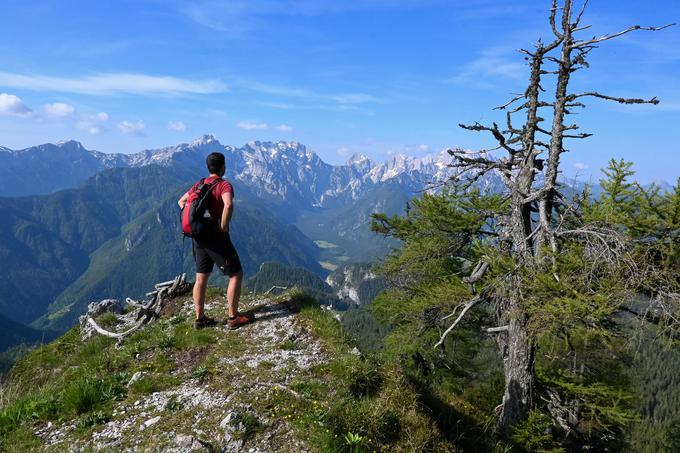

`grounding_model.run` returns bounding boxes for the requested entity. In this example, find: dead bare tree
[442,0,673,436]
[81,274,191,343]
